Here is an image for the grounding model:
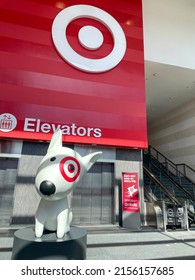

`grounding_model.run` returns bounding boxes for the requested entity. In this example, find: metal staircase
[143,146,195,227]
